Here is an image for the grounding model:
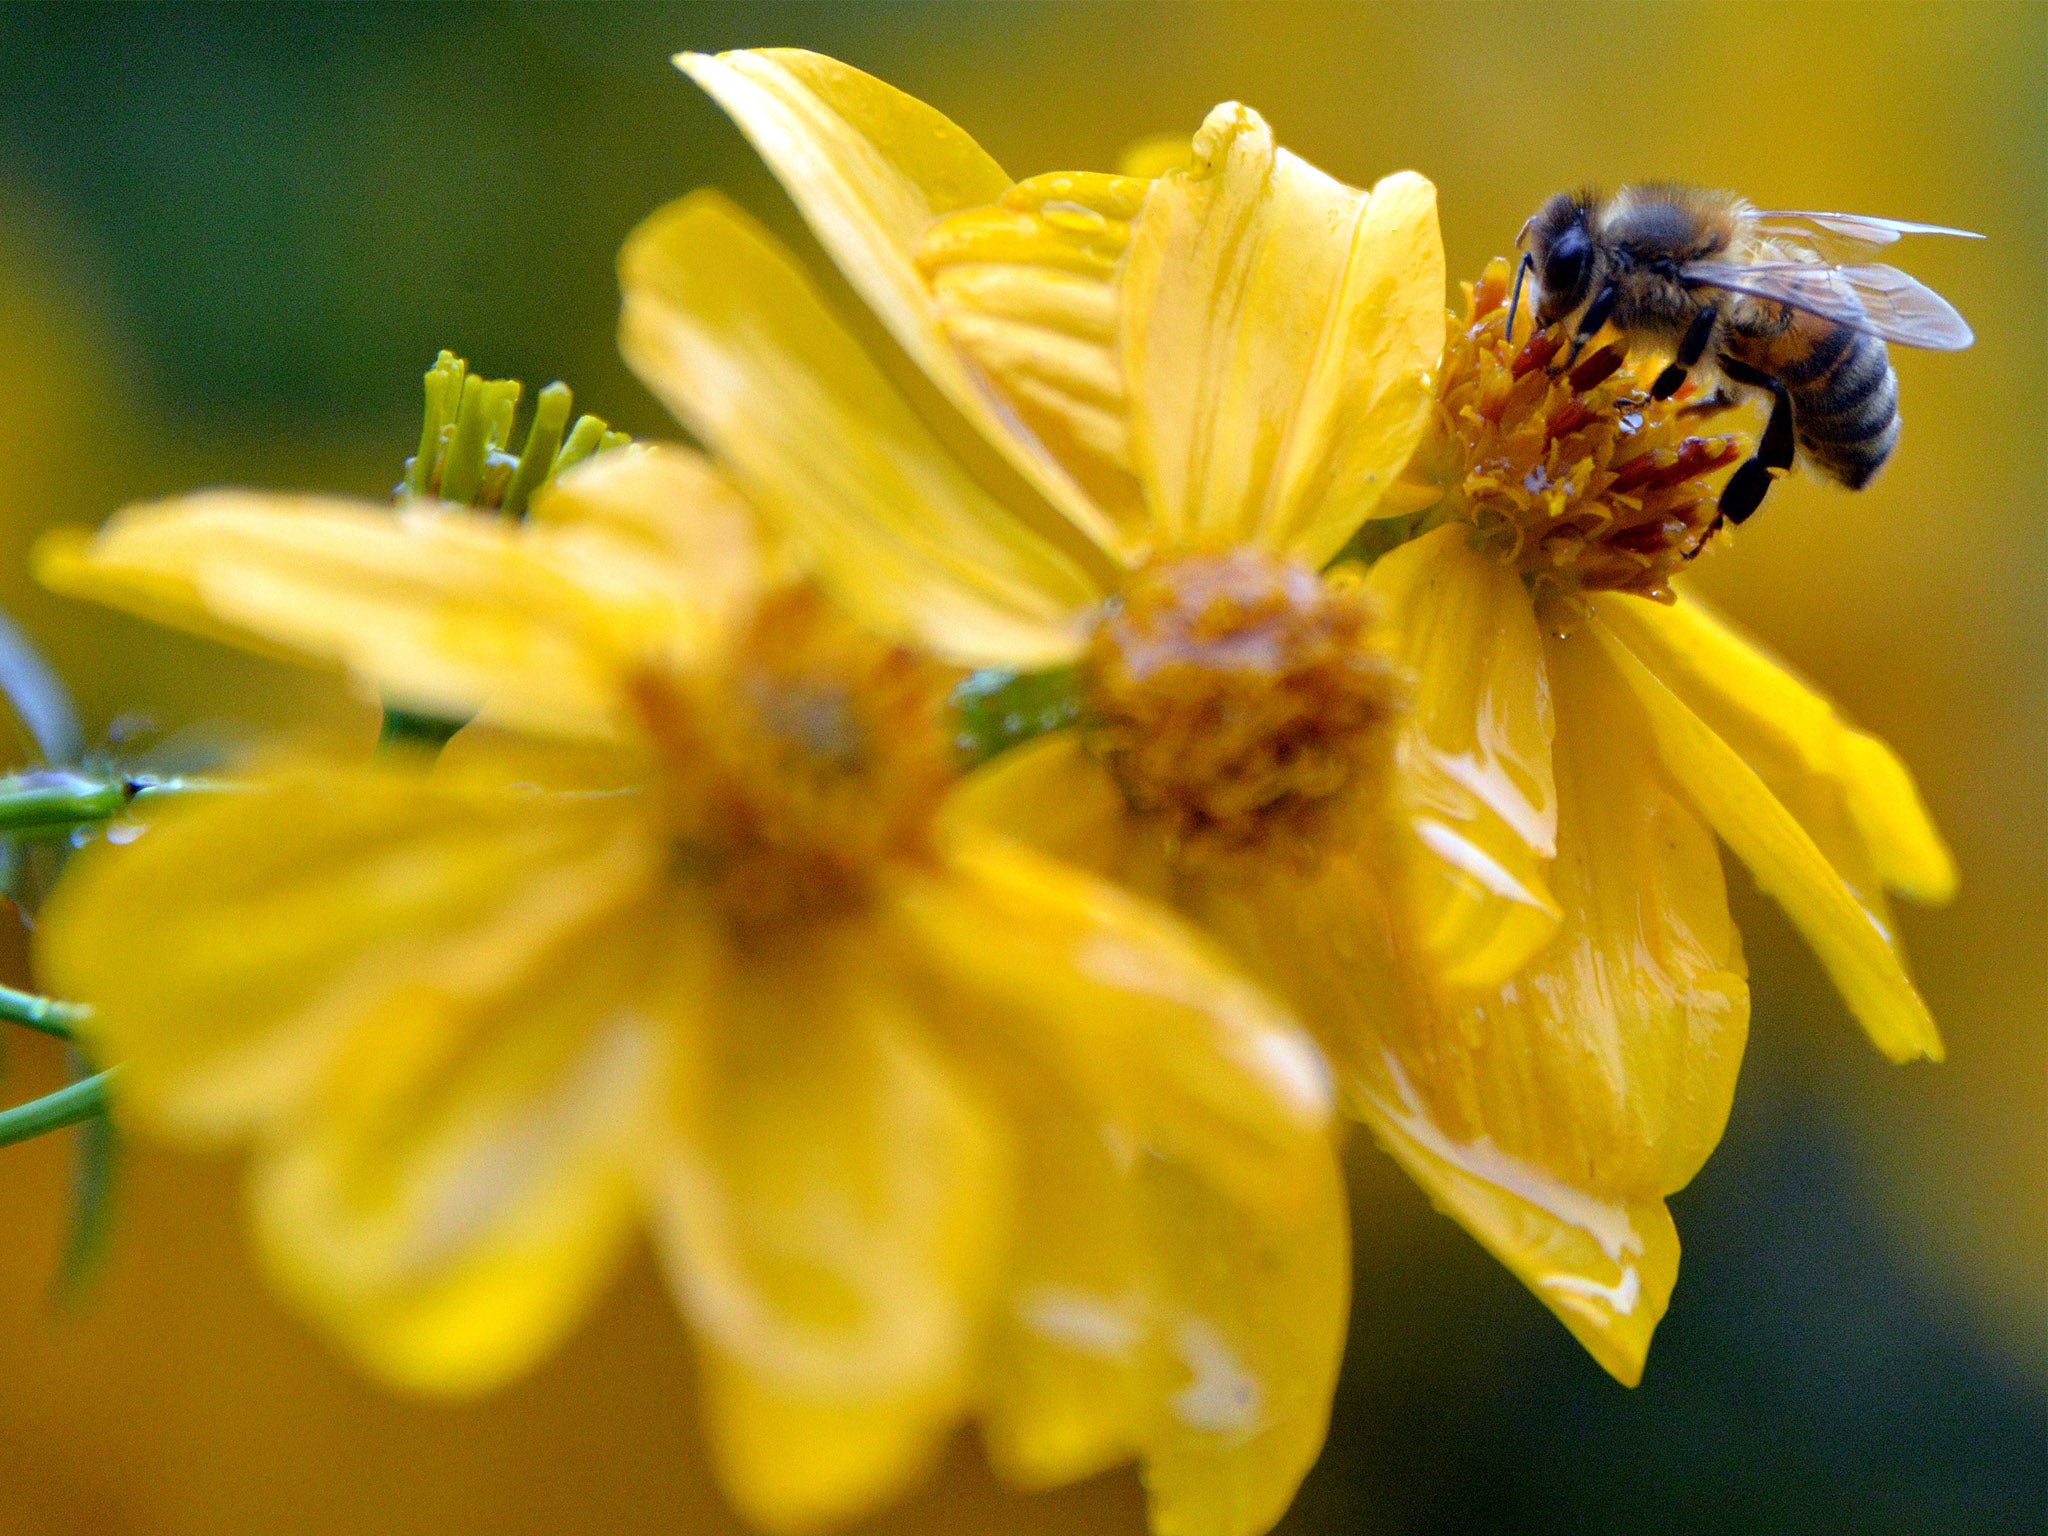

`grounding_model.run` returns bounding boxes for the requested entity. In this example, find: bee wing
[1682,260,1976,350]
[1752,210,1985,257]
